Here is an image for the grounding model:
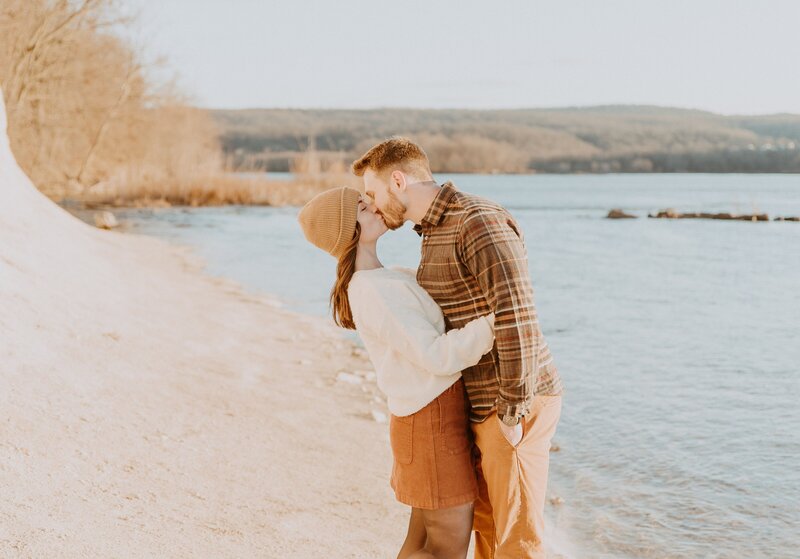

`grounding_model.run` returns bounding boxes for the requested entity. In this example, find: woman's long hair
[330,222,361,330]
